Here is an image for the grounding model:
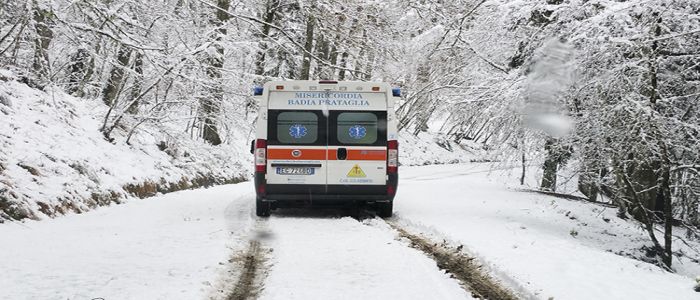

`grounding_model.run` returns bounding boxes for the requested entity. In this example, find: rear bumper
[254,173,398,203]
[265,194,391,202]
[266,184,393,202]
